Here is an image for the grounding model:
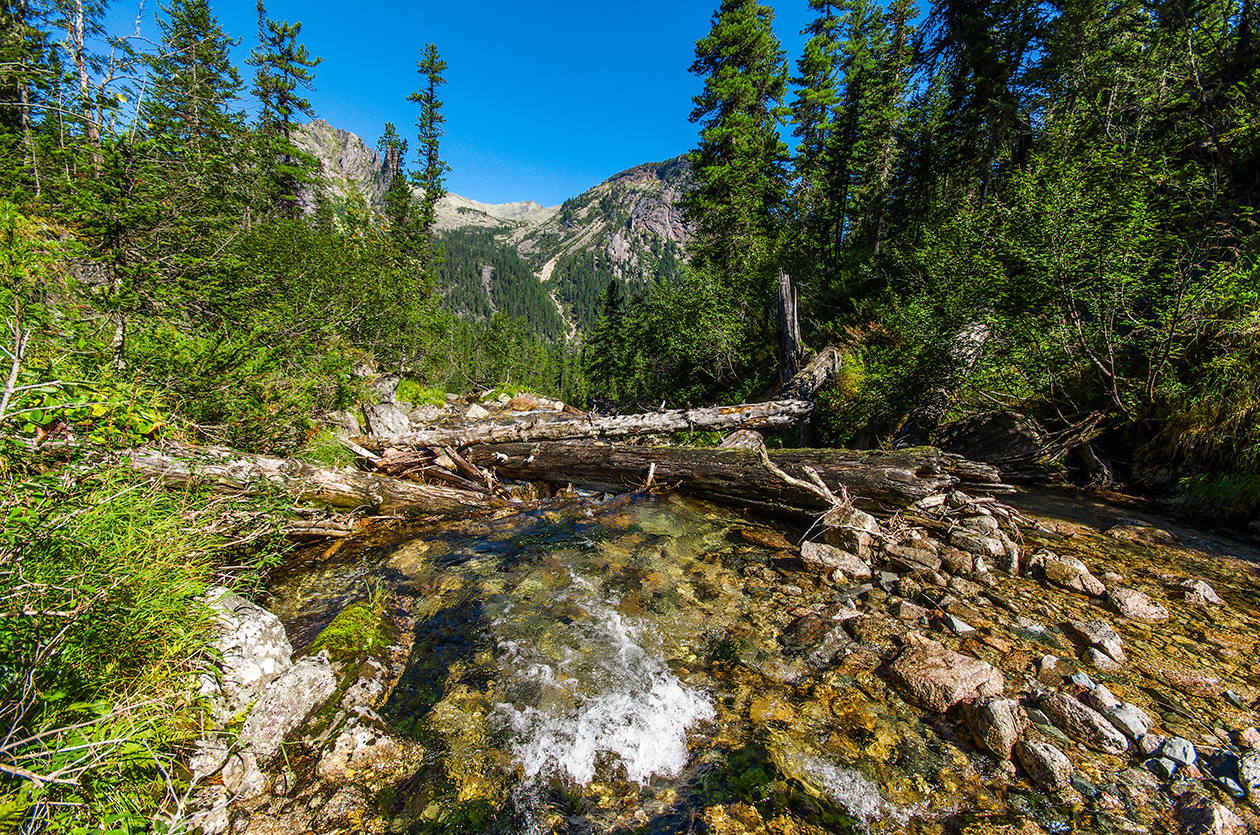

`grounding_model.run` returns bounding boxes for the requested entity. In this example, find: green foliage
[395,379,447,407]
[0,466,288,832]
